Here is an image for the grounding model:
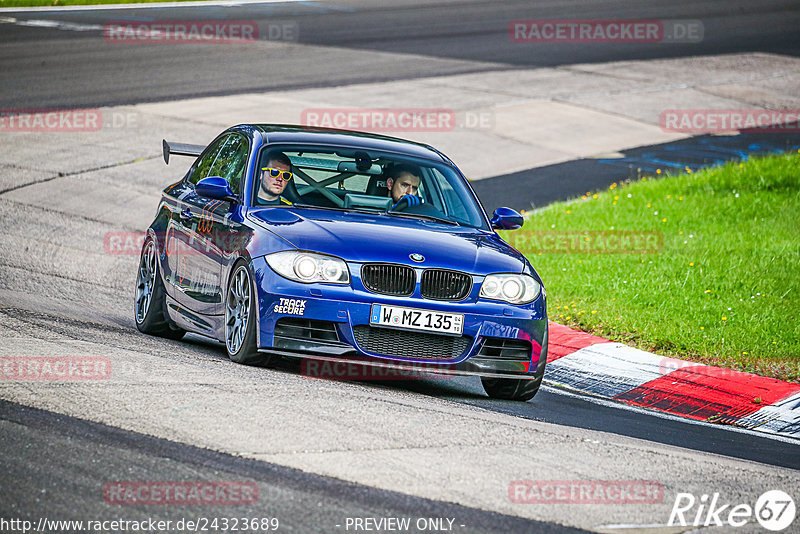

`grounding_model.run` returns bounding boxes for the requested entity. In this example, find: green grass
[500,151,800,382]
[0,0,208,6]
